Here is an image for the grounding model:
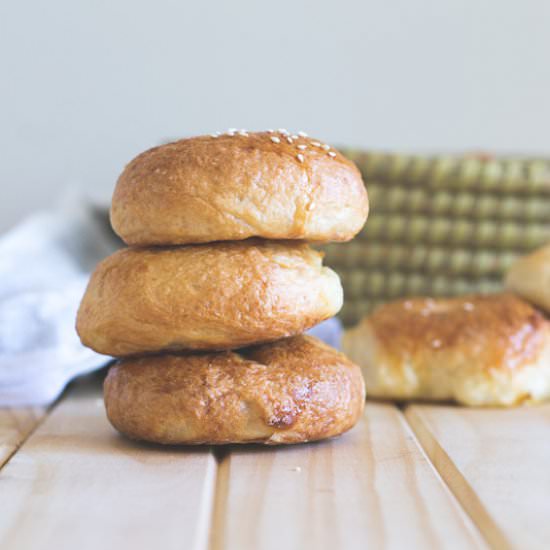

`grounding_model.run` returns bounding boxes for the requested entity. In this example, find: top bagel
[110,131,368,246]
